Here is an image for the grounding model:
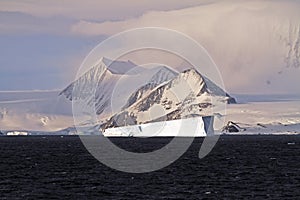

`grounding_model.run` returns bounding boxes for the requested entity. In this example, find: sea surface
[0,135,299,199]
